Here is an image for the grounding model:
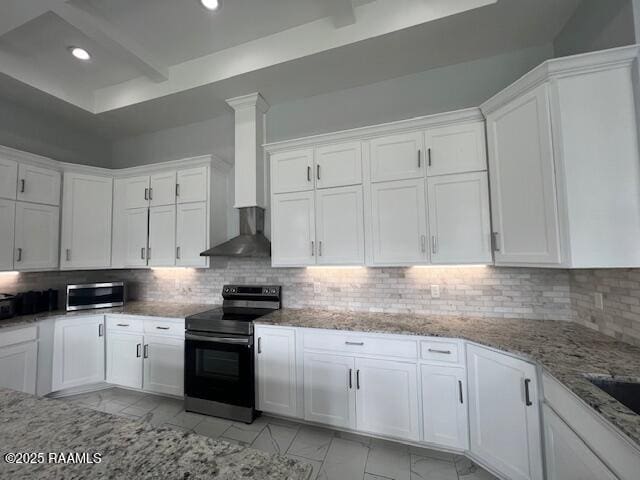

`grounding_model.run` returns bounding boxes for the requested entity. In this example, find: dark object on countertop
[587,376,640,415]
[21,291,41,315]
[46,289,58,311]
[0,293,17,320]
